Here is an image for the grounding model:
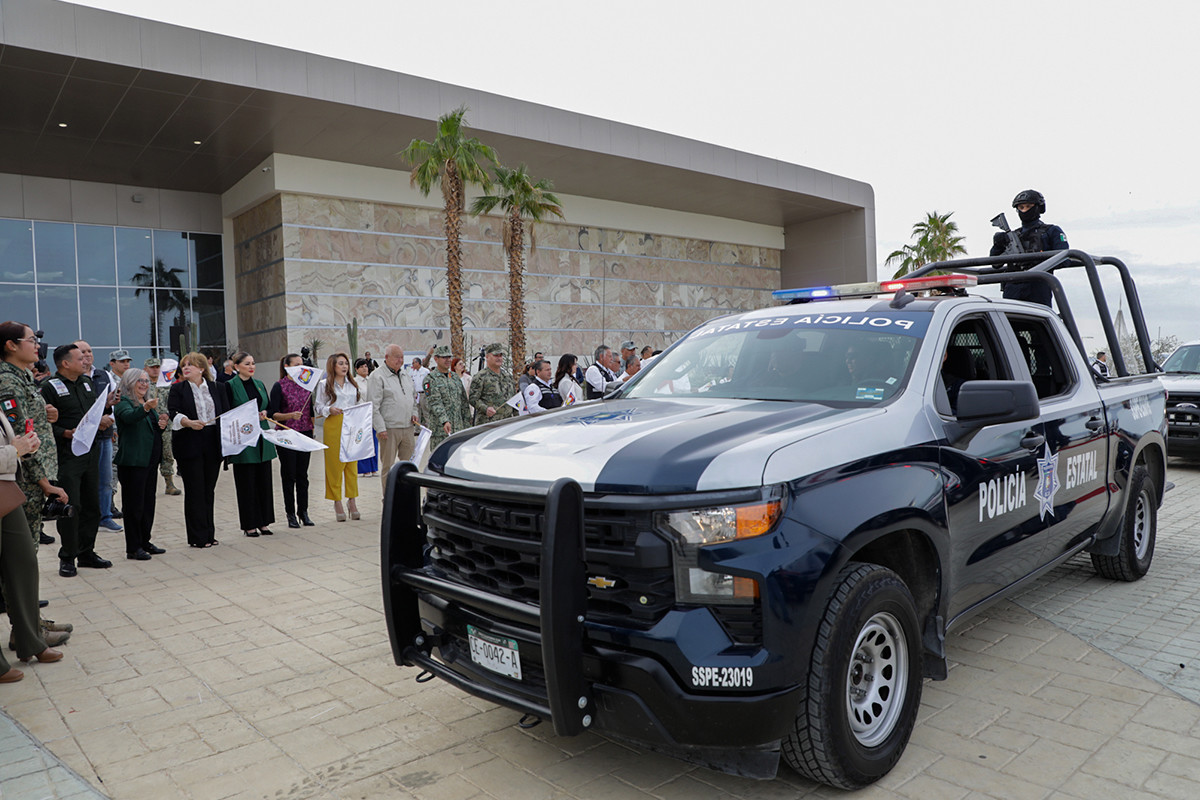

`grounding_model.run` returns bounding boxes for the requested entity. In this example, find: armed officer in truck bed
[990,189,1069,307]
